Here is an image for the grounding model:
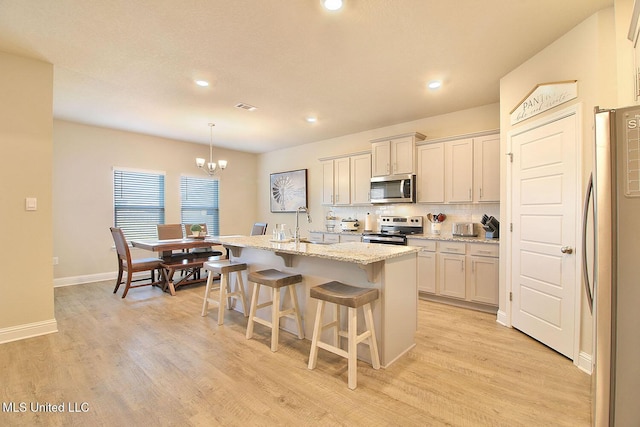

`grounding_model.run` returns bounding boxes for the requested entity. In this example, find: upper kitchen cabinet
[370,132,426,177]
[473,133,500,202]
[445,138,473,203]
[350,153,372,204]
[320,151,371,206]
[416,143,445,203]
[416,130,499,204]
[321,157,350,205]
